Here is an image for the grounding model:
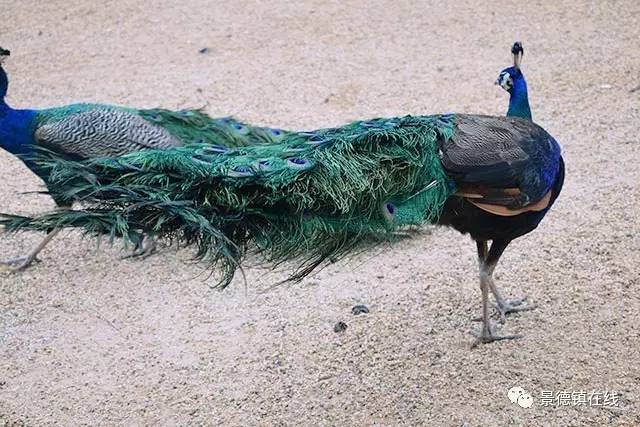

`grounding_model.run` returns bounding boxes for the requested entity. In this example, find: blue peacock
[0,47,288,270]
[1,42,564,346]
